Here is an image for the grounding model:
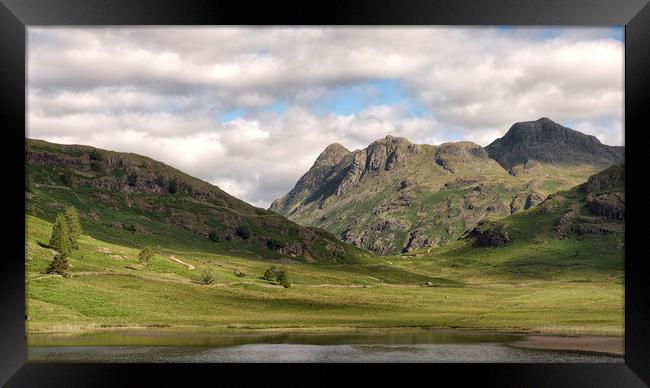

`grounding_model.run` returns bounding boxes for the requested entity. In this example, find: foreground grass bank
[26,215,623,336]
